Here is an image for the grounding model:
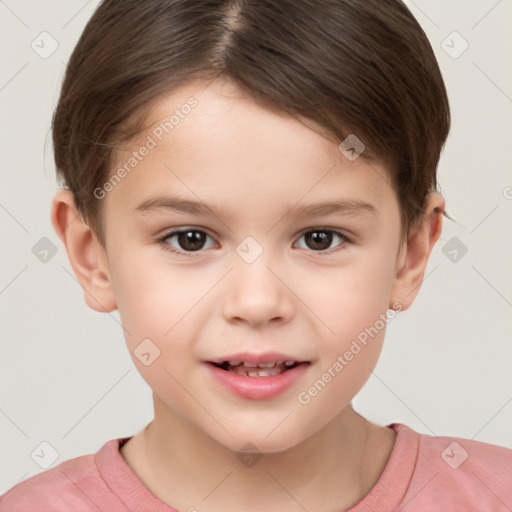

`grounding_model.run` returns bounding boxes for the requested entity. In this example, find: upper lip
[207,352,310,365]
